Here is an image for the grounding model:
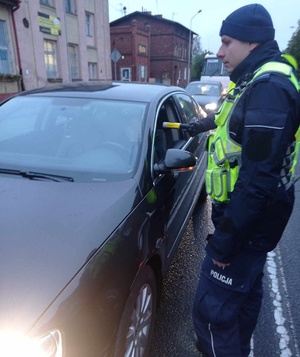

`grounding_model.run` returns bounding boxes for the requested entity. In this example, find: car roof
[188,80,222,86]
[17,81,185,103]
